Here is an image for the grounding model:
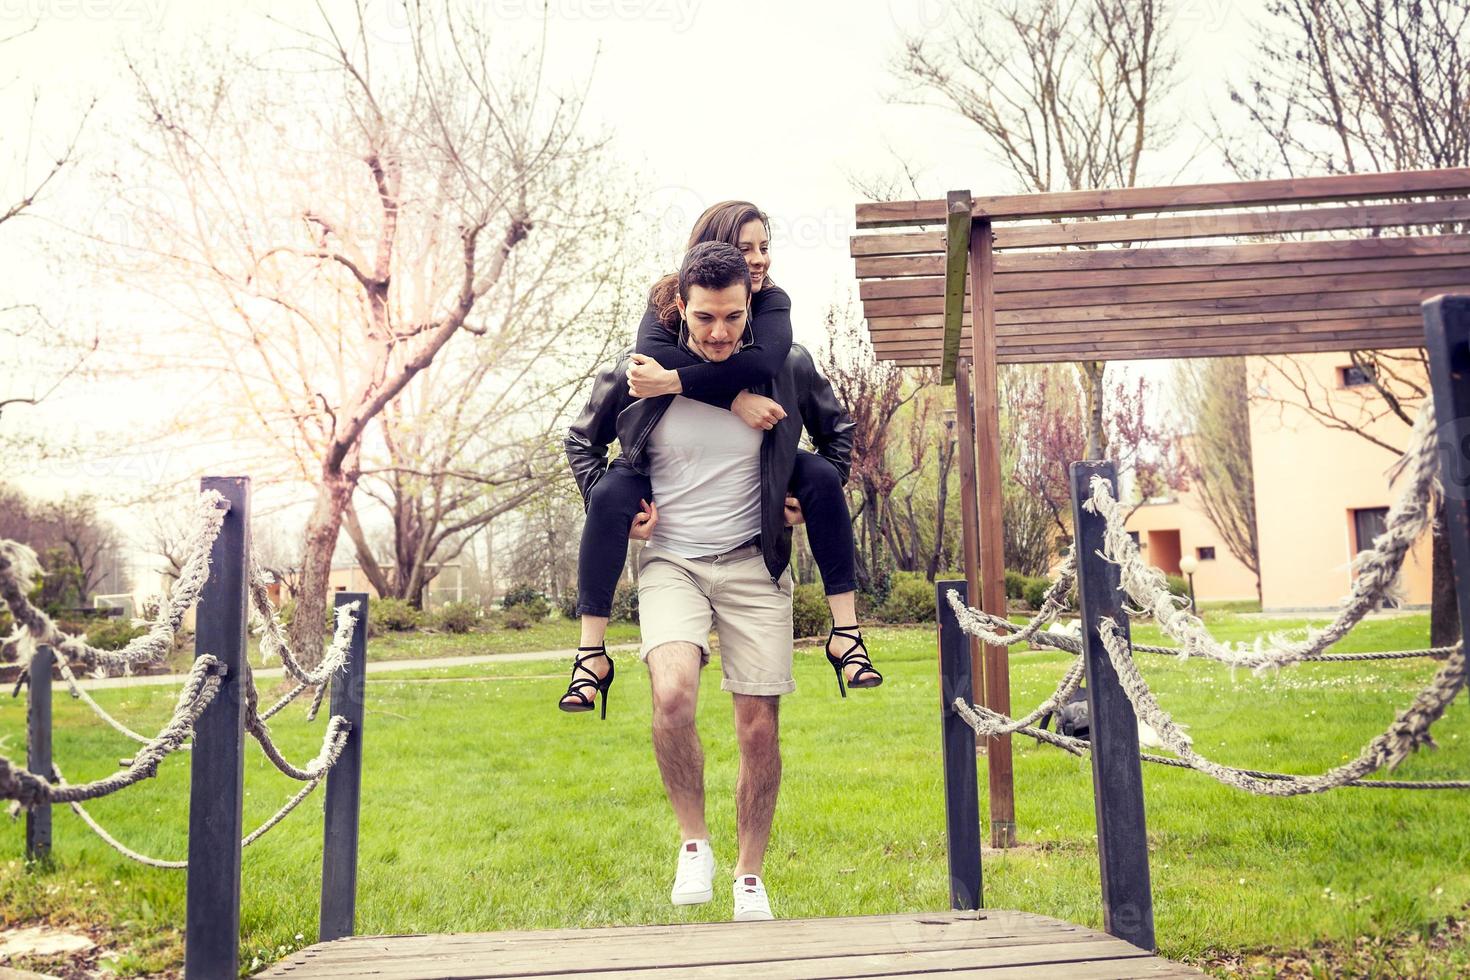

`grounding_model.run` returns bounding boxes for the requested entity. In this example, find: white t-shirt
[646,395,763,558]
